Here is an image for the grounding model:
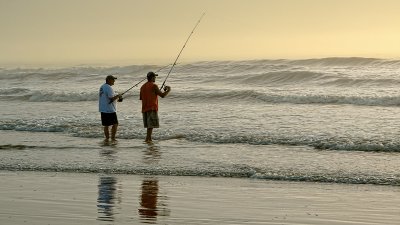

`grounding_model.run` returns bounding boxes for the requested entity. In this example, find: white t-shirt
[99,83,117,113]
